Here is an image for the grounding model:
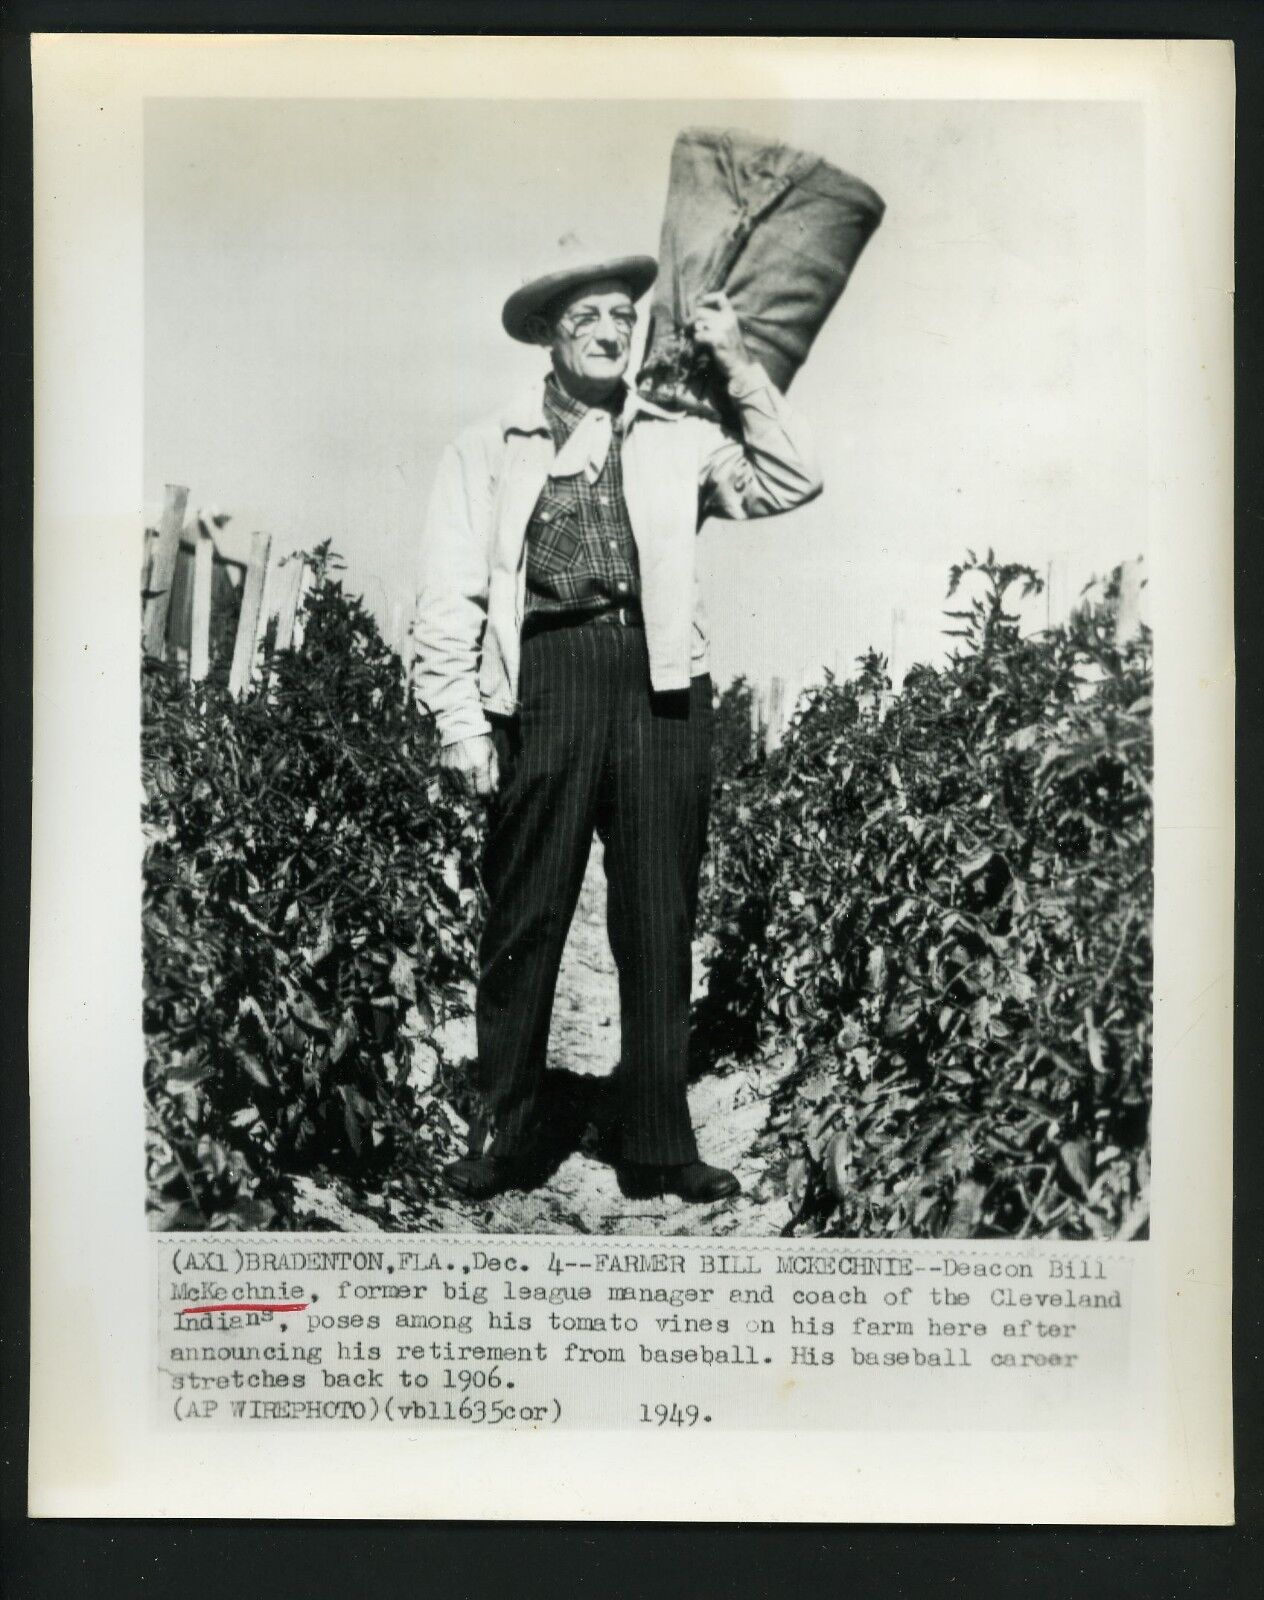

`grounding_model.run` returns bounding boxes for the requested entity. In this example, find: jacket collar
[499,374,679,437]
